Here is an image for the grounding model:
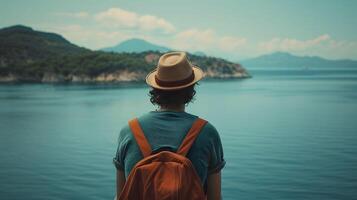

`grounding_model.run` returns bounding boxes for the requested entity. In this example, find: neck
[158,104,185,112]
